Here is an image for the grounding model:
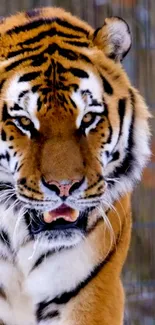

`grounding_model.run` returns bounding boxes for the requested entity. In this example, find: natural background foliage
[0,0,155,324]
